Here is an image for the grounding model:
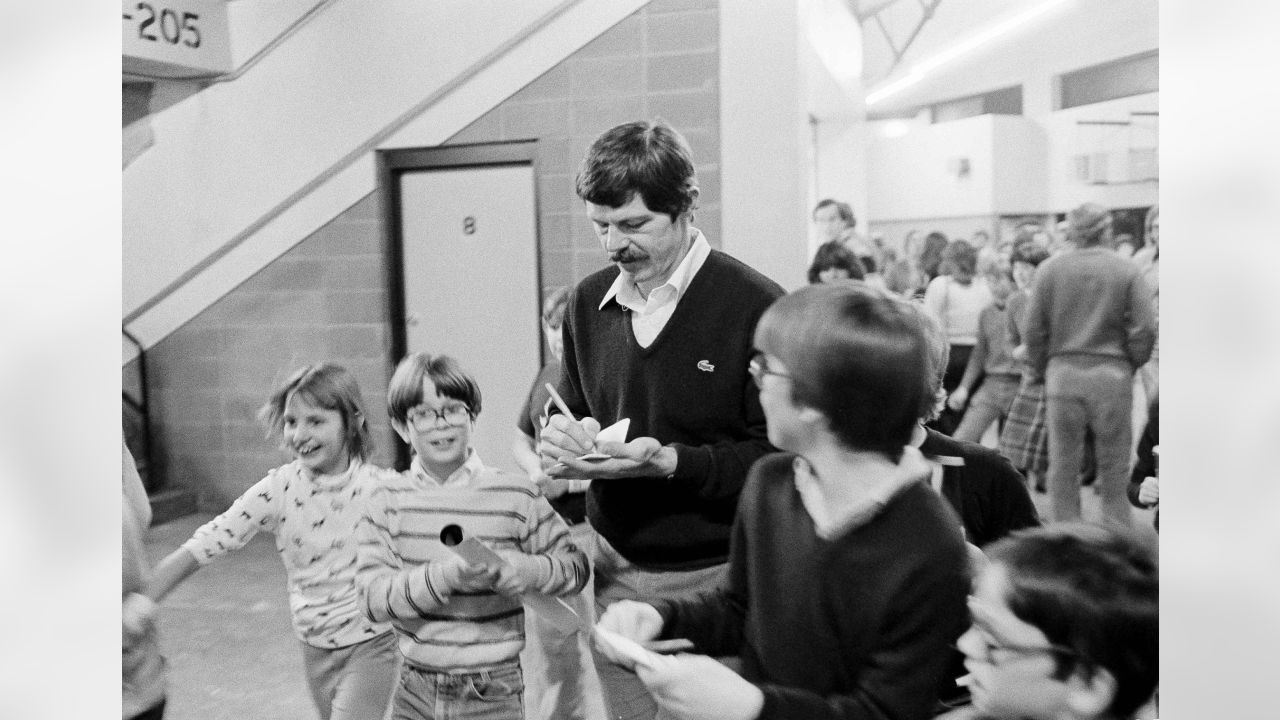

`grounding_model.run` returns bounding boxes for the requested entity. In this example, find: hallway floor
[146,489,1156,720]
